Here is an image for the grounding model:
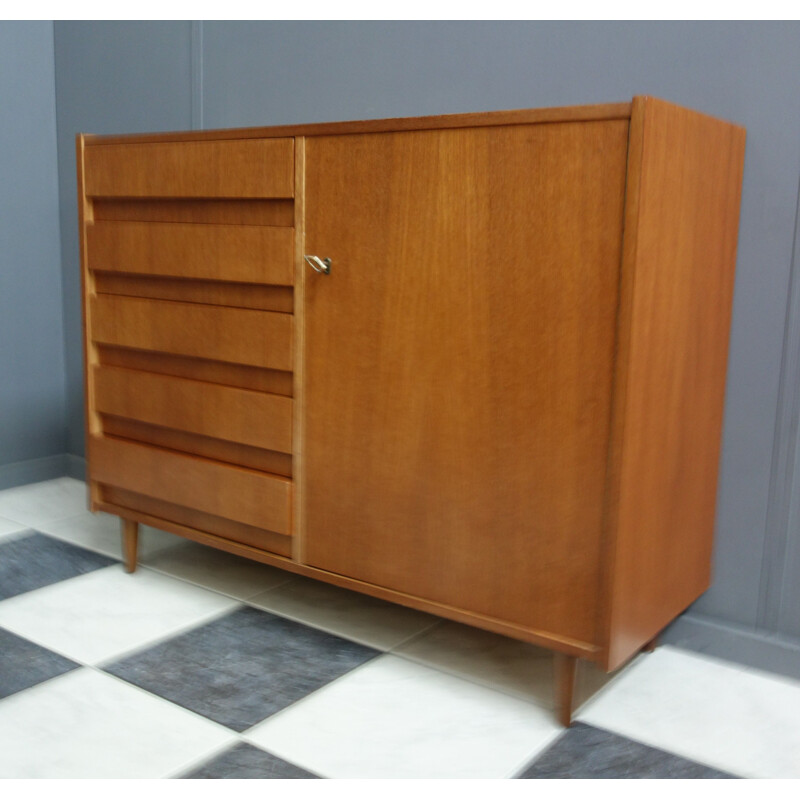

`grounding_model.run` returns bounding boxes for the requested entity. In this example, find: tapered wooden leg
[556,654,578,728]
[122,518,139,573]
[642,634,659,653]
